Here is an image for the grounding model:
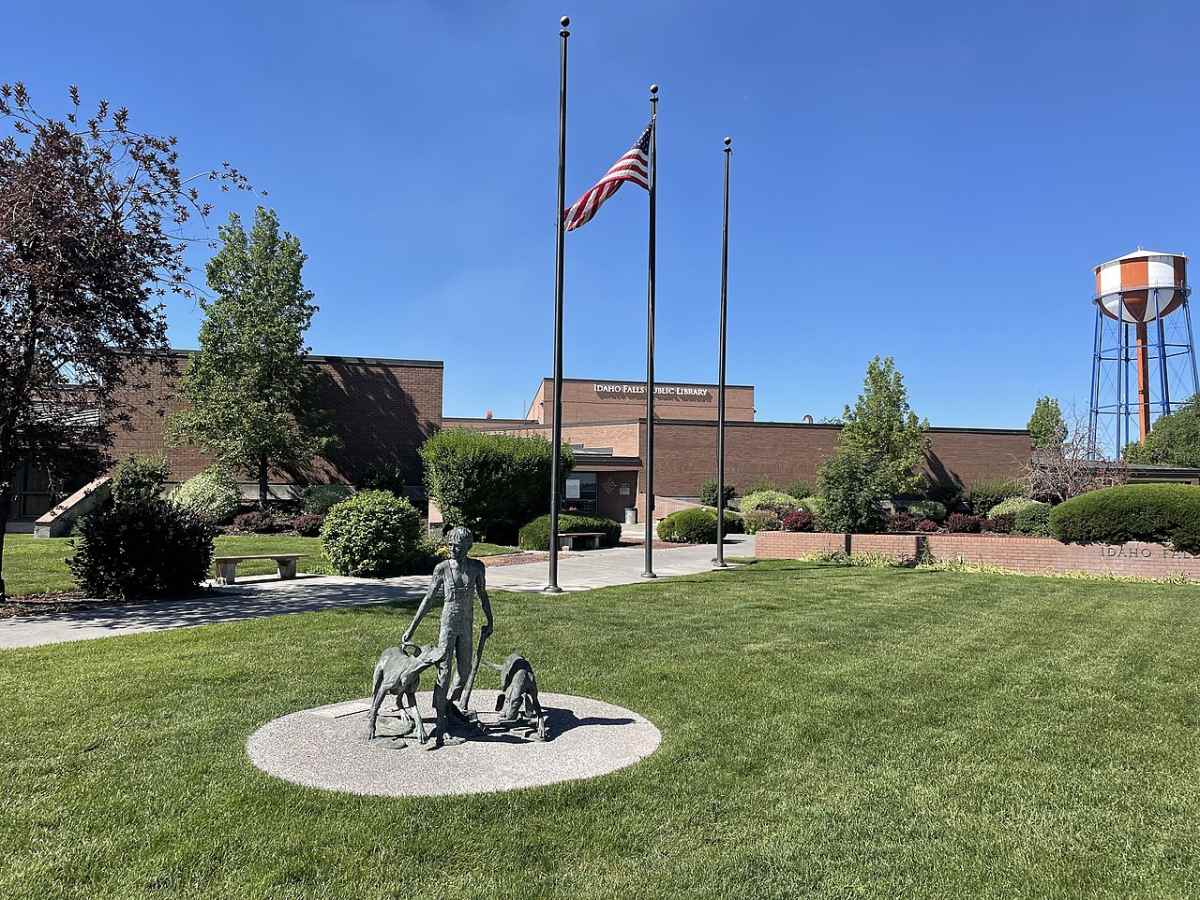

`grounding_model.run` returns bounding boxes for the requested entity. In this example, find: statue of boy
[402,525,494,749]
